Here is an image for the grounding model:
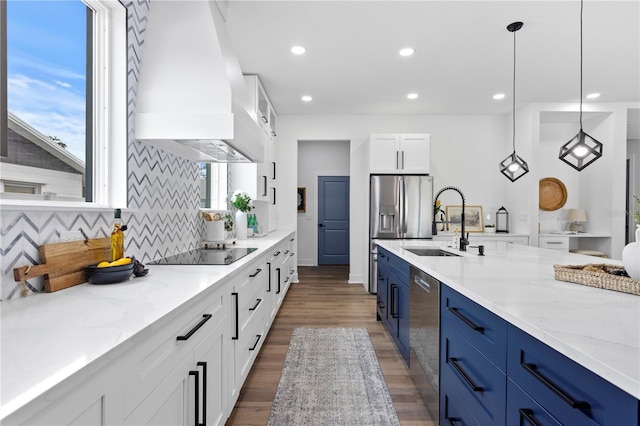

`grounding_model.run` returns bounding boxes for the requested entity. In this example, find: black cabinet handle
[521,356,590,410]
[189,369,200,426]
[271,187,276,205]
[390,284,398,318]
[262,176,267,197]
[249,334,262,351]
[197,362,207,425]
[284,249,289,255]
[447,307,485,333]
[379,252,386,259]
[271,162,276,180]
[276,267,281,294]
[519,408,541,426]
[177,314,212,341]
[271,130,277,137]
[290,238,295,242]
[267,262,272,292]
[318,223,325,227]
[232,293,239,340]
[274,251,281,256]
[249,268,262,278]
[261,115,268,123]
[449,357,483,392]
[249,298,262,311]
